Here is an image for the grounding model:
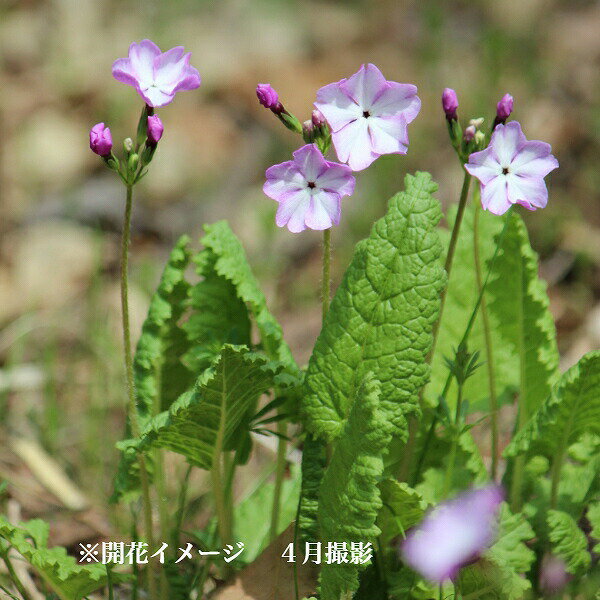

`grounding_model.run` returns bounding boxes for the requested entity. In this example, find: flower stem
[322,228,332,322]
[120,184,157,600]
[473,203,499,481]
[0,547,33,600]
[429,172,471,361]
[442,383,464,498]
[269,419,288,541]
